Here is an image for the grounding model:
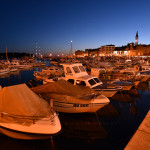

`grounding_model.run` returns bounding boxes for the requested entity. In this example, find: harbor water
[0,60,150,150]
